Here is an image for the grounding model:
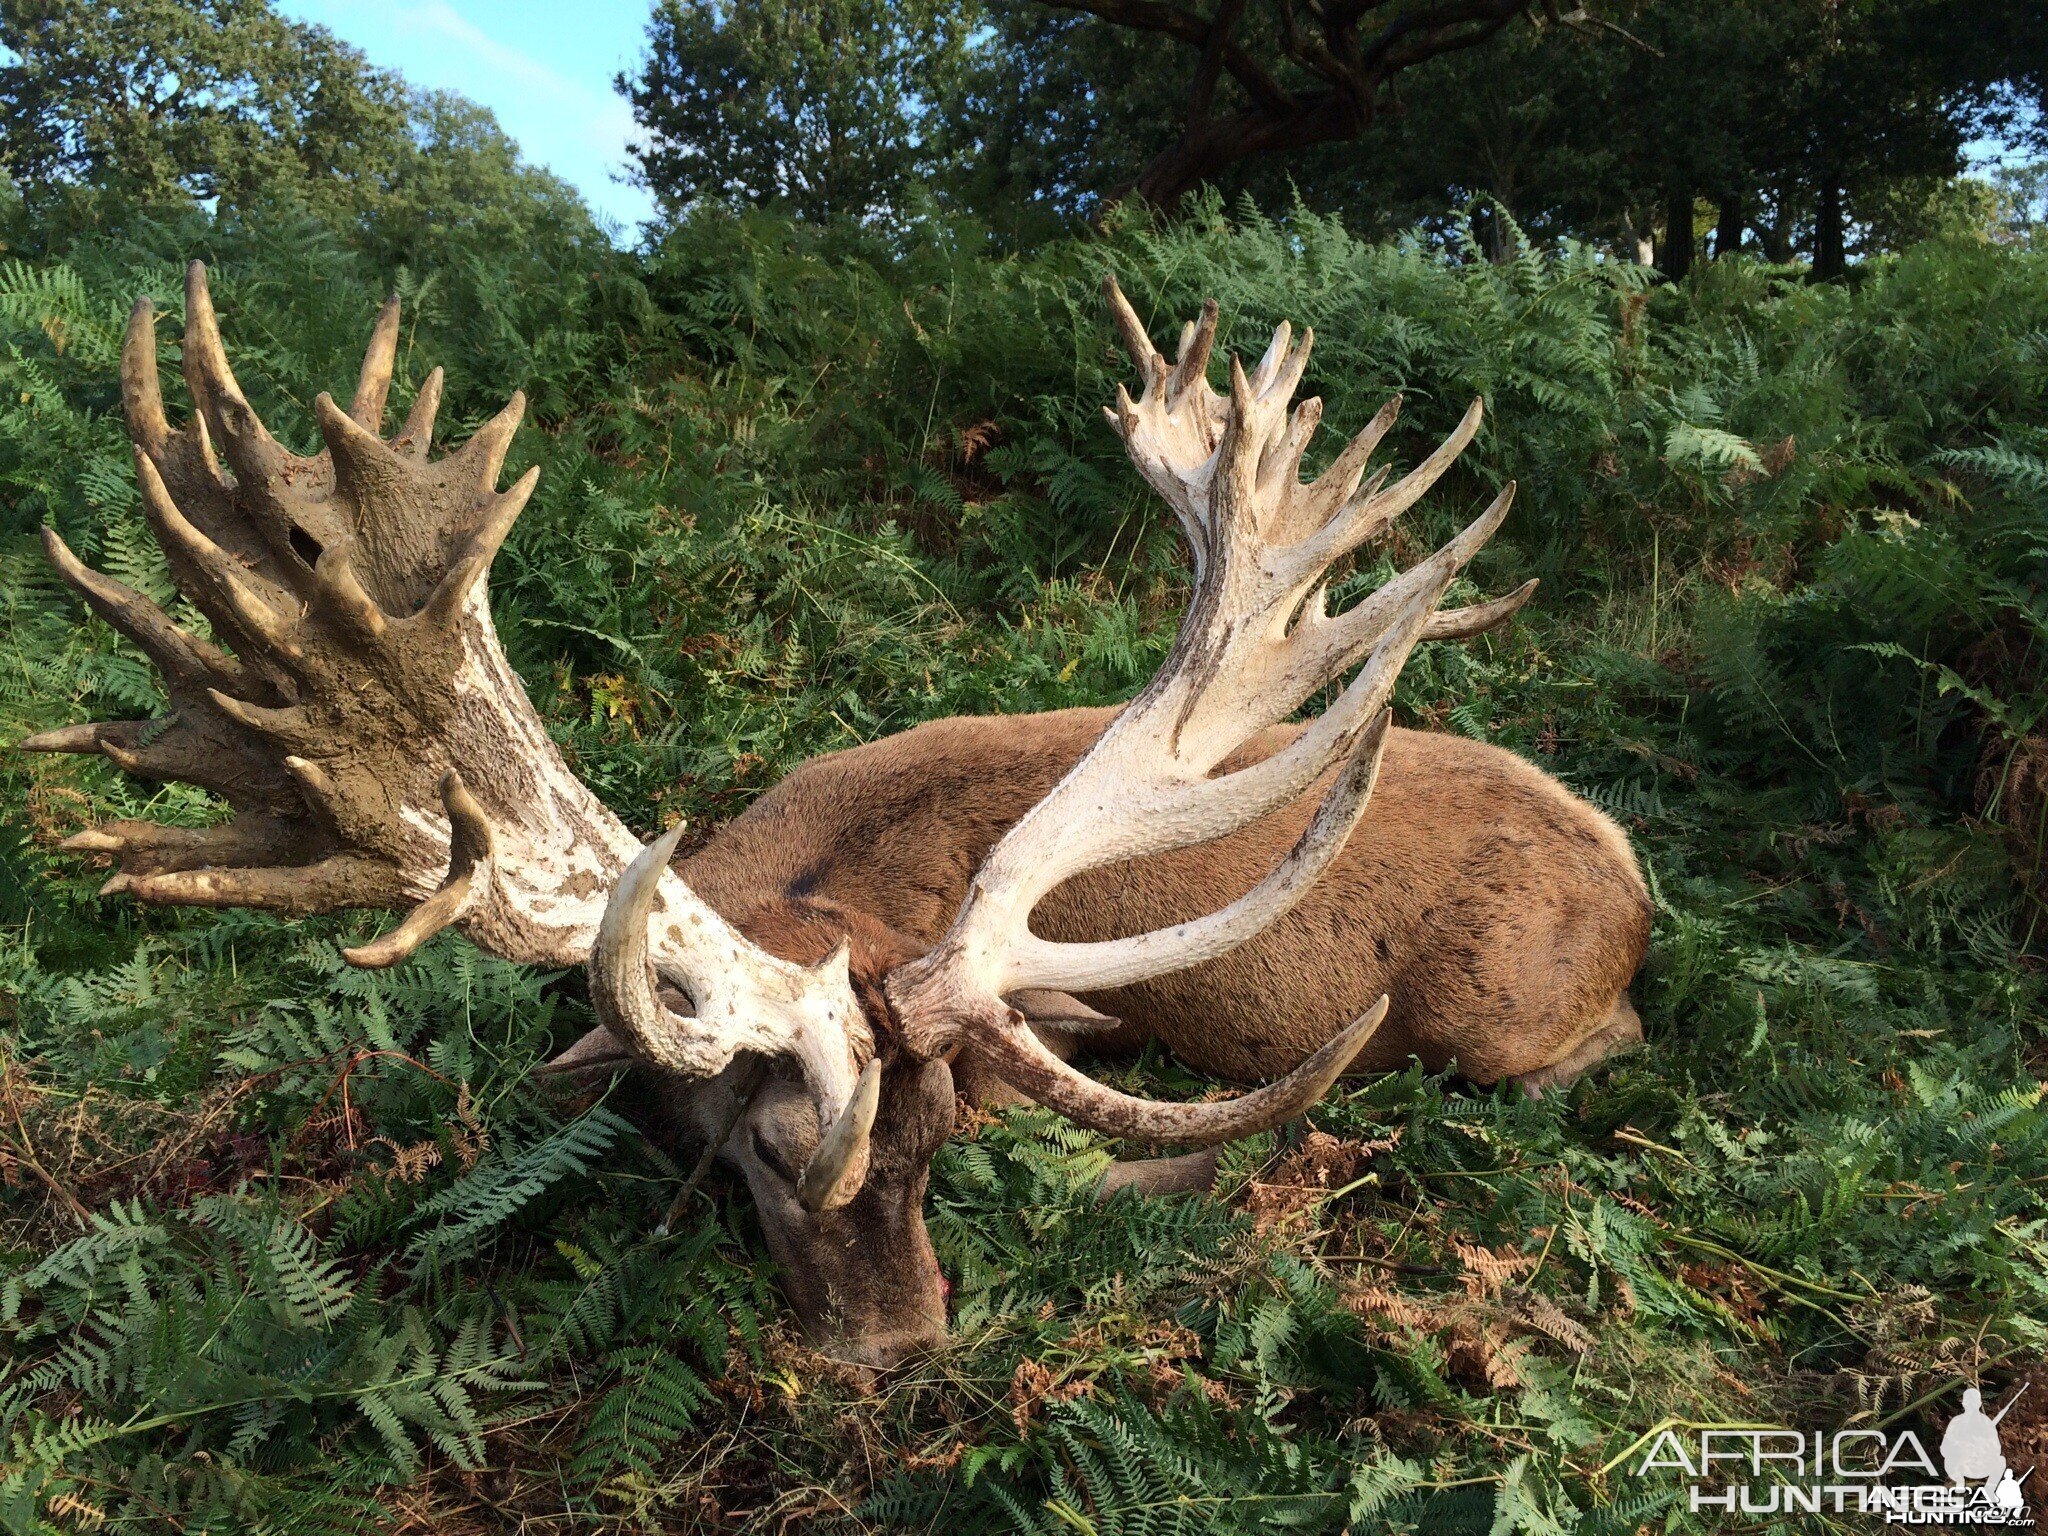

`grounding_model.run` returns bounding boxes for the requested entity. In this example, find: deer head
[32,269,1527,1371]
